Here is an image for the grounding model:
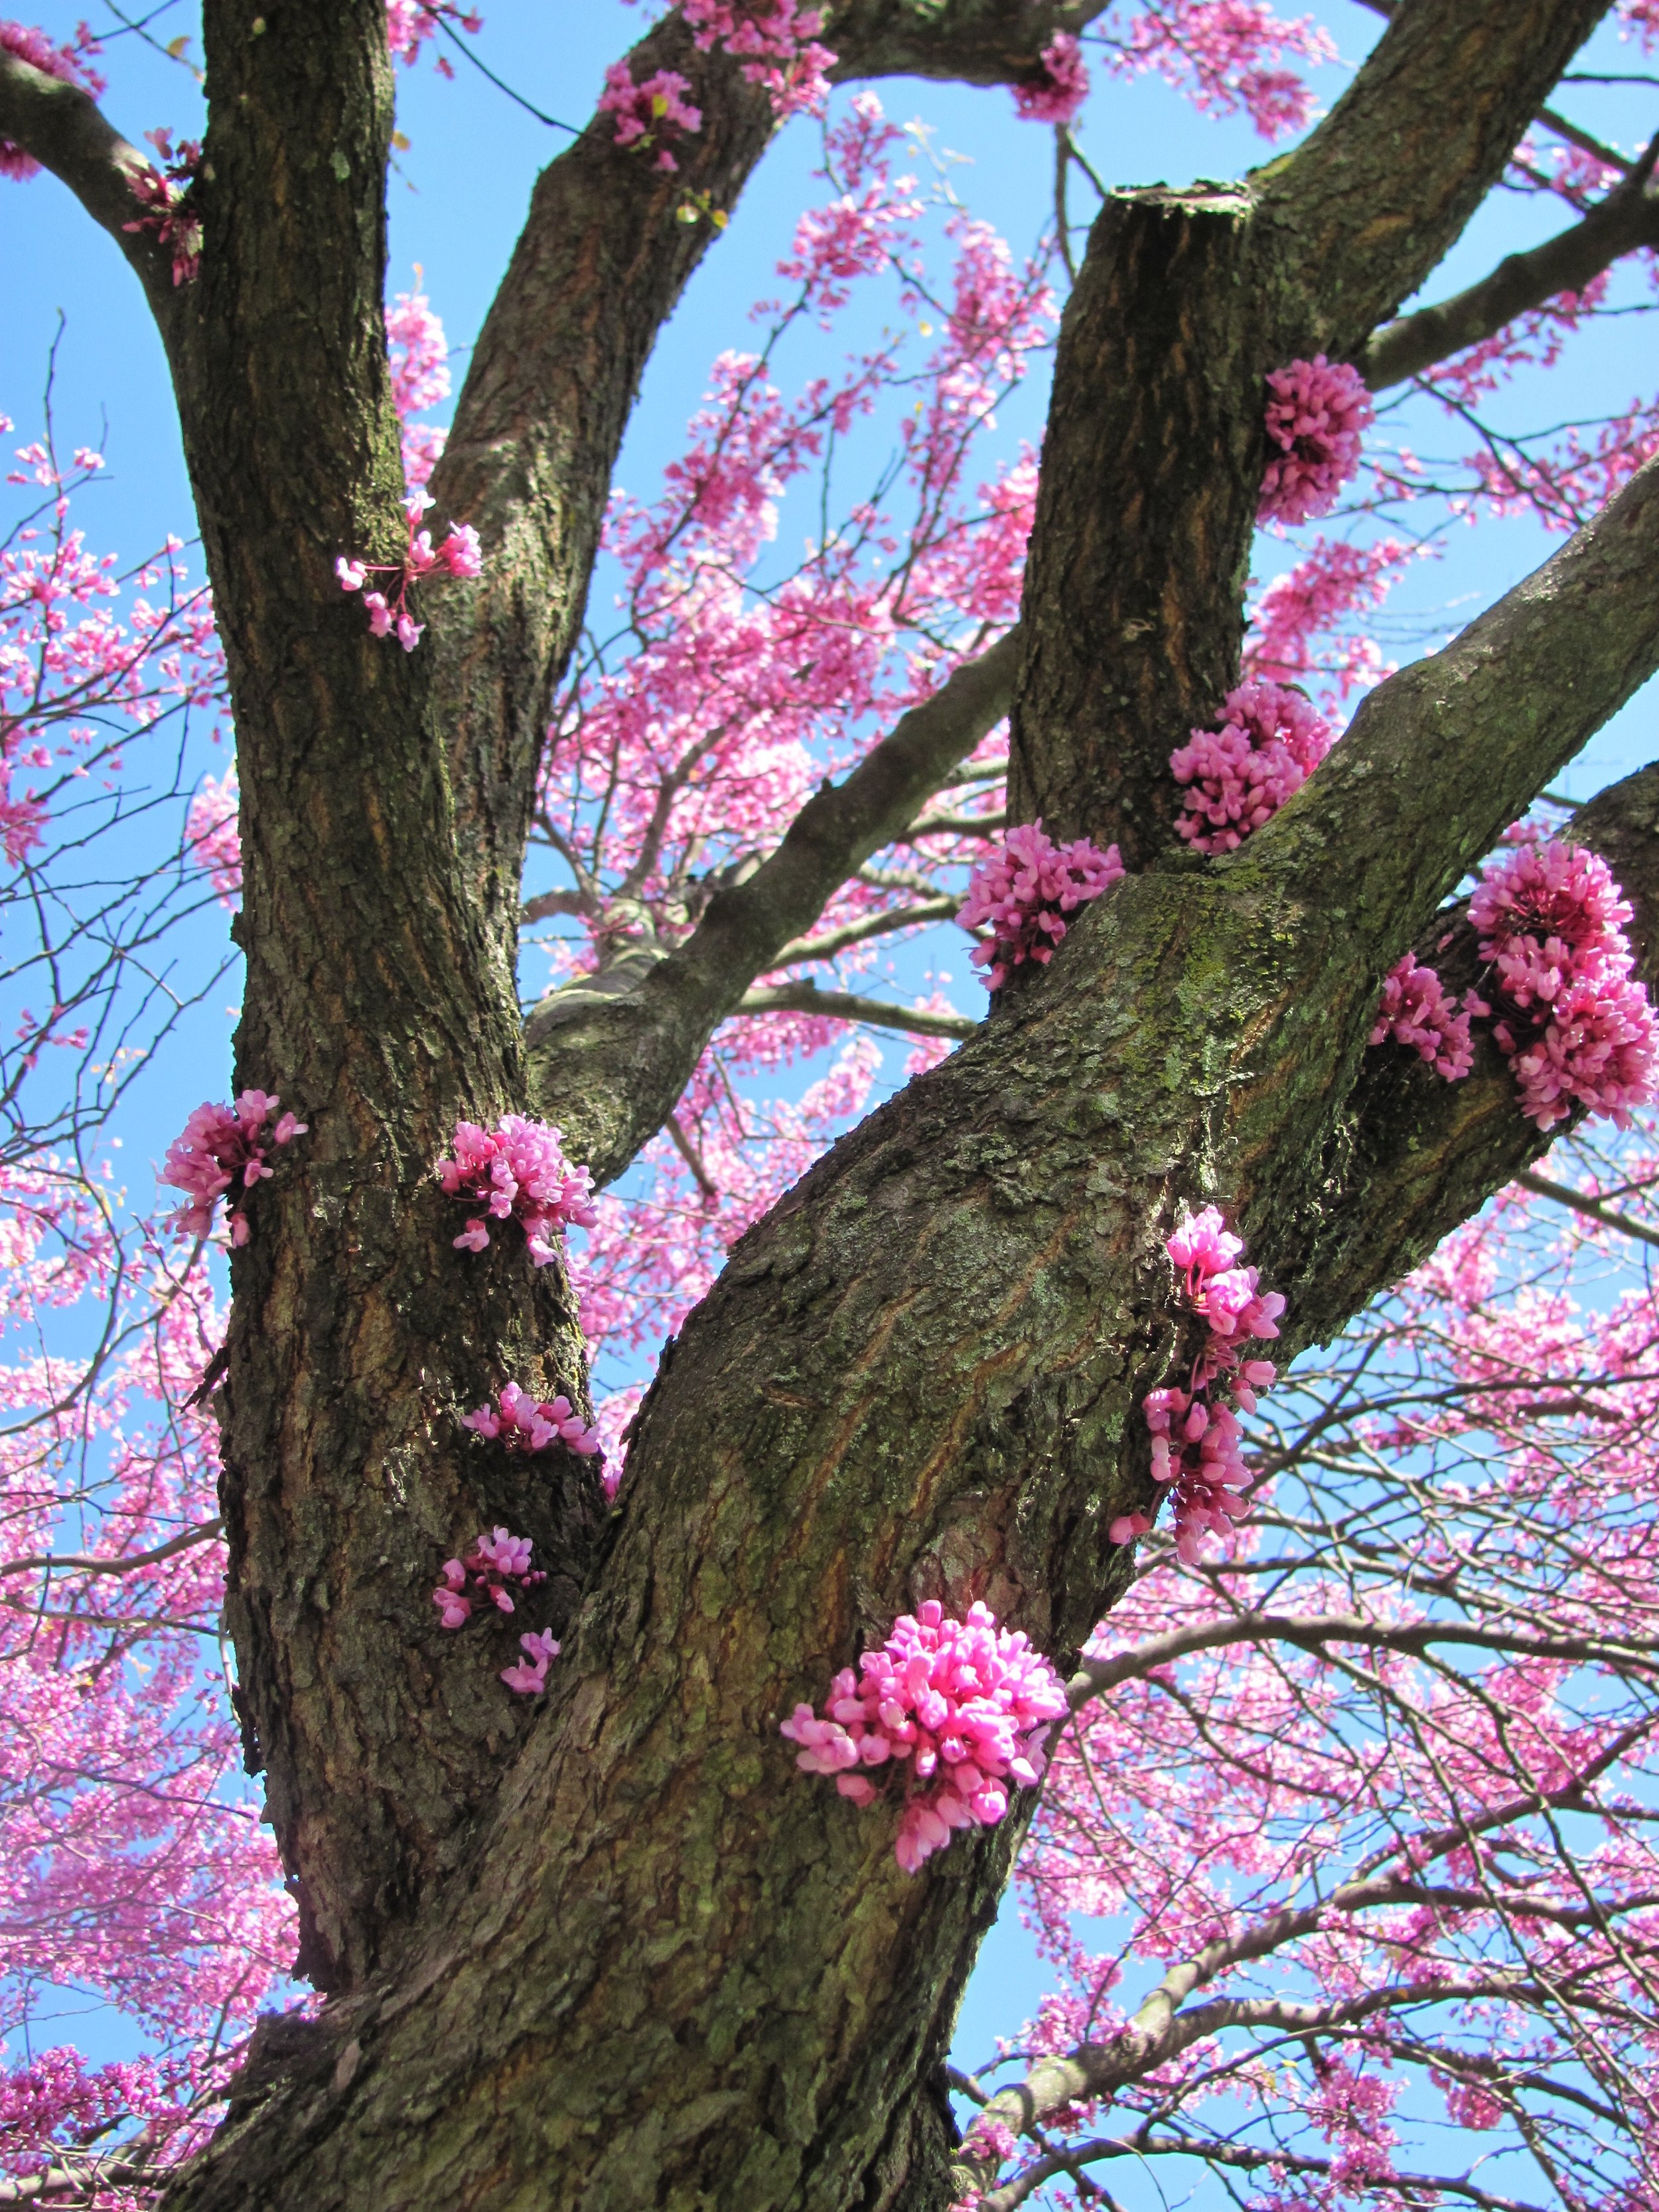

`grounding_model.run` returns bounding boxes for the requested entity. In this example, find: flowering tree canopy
[3,1,1659,2208]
